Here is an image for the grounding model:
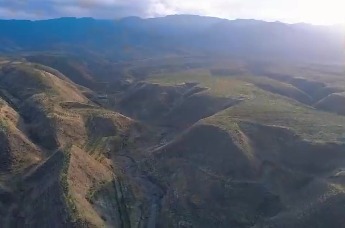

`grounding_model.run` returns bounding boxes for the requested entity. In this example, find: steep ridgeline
[0,60,147,227]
